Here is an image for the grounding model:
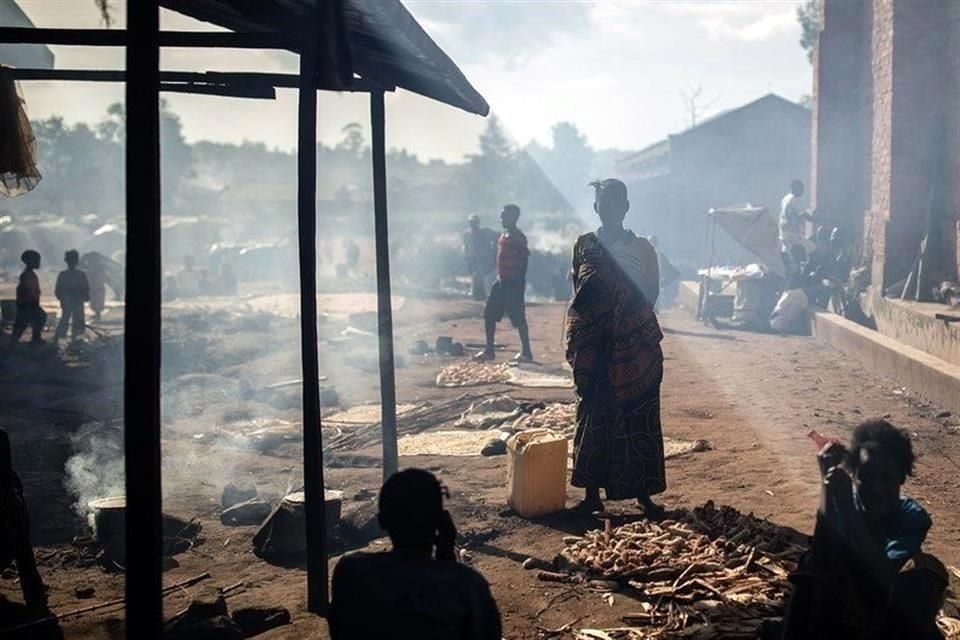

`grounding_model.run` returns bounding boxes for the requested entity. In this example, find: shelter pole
[0,27,292,49]
[370,89,399,480]
[296,9,329,616]
[124,0,164,637]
